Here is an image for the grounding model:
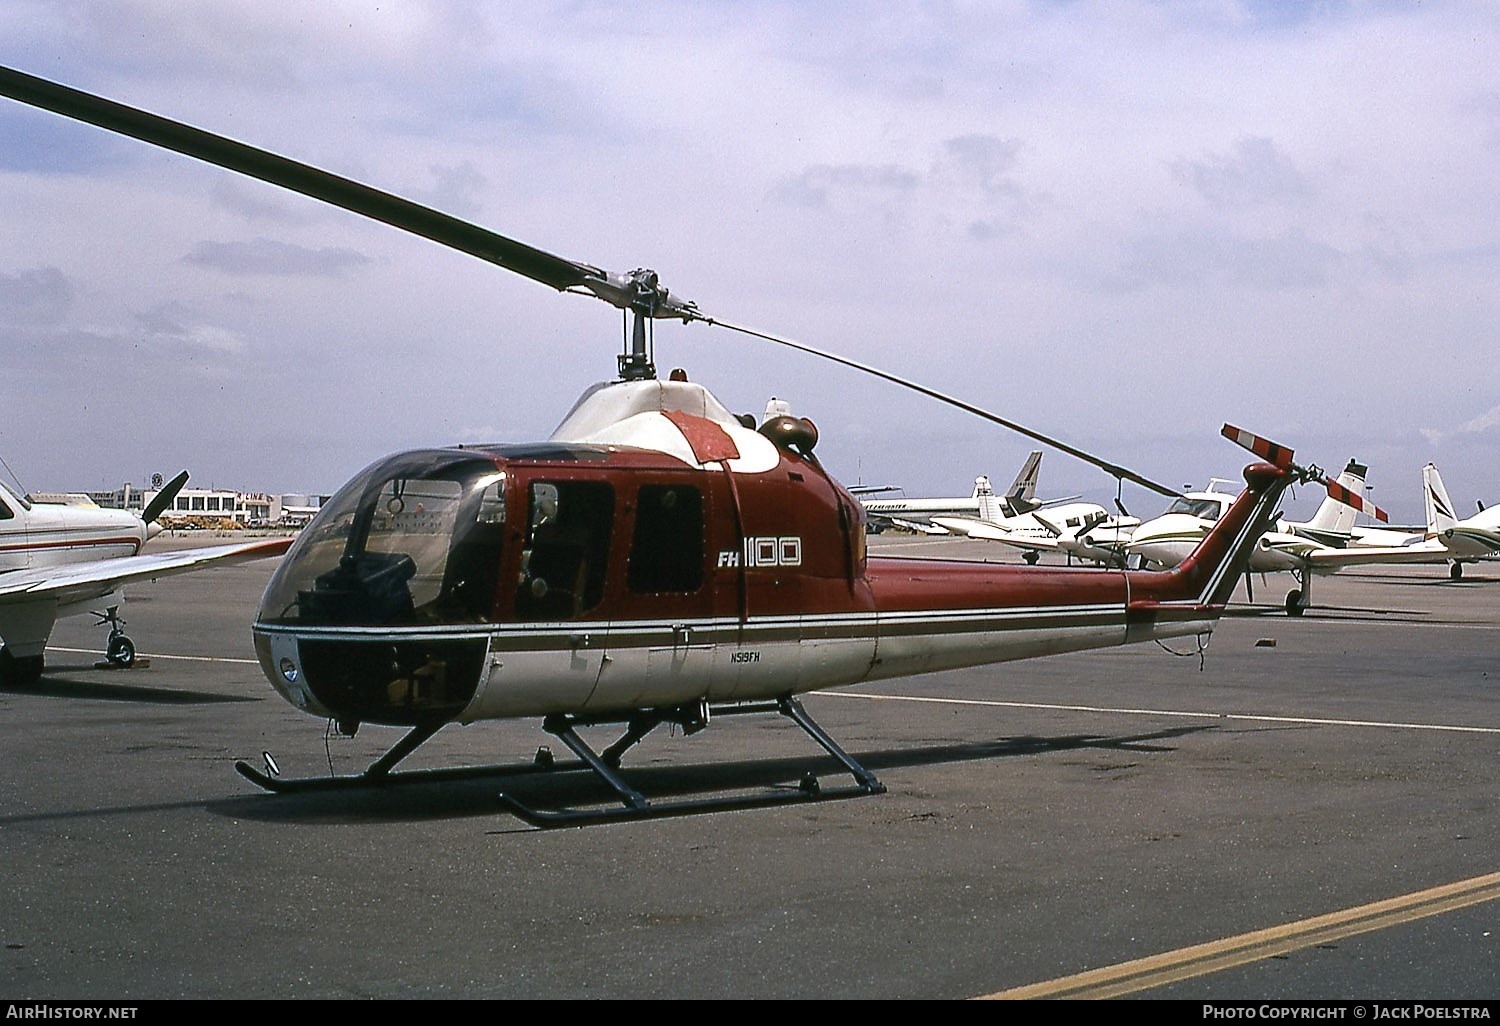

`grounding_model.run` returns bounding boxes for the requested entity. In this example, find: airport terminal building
[77,483,326,528]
